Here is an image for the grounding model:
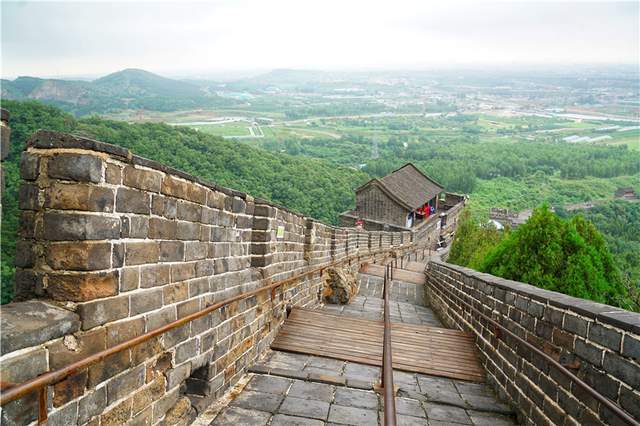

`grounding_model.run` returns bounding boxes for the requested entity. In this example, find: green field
[184,121,254,137]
